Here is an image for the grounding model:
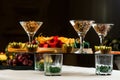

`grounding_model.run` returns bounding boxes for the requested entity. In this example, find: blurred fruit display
[36,36,75,48]
[0,35,92,70]
[8,53,33,66]
[6,52,34,70]
[36,36,90,48]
